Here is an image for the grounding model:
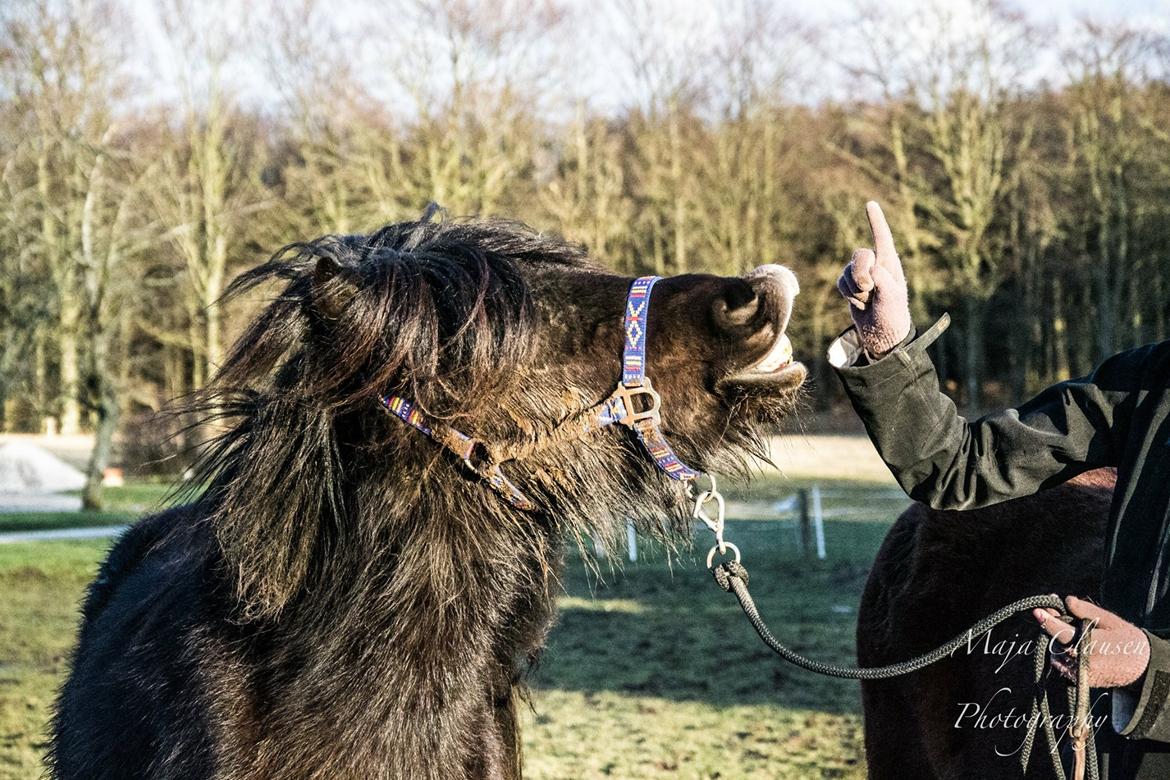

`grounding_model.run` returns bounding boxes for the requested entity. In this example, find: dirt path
[764,434,896,484]
[0,525,127,543]
[0,494,83,512]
